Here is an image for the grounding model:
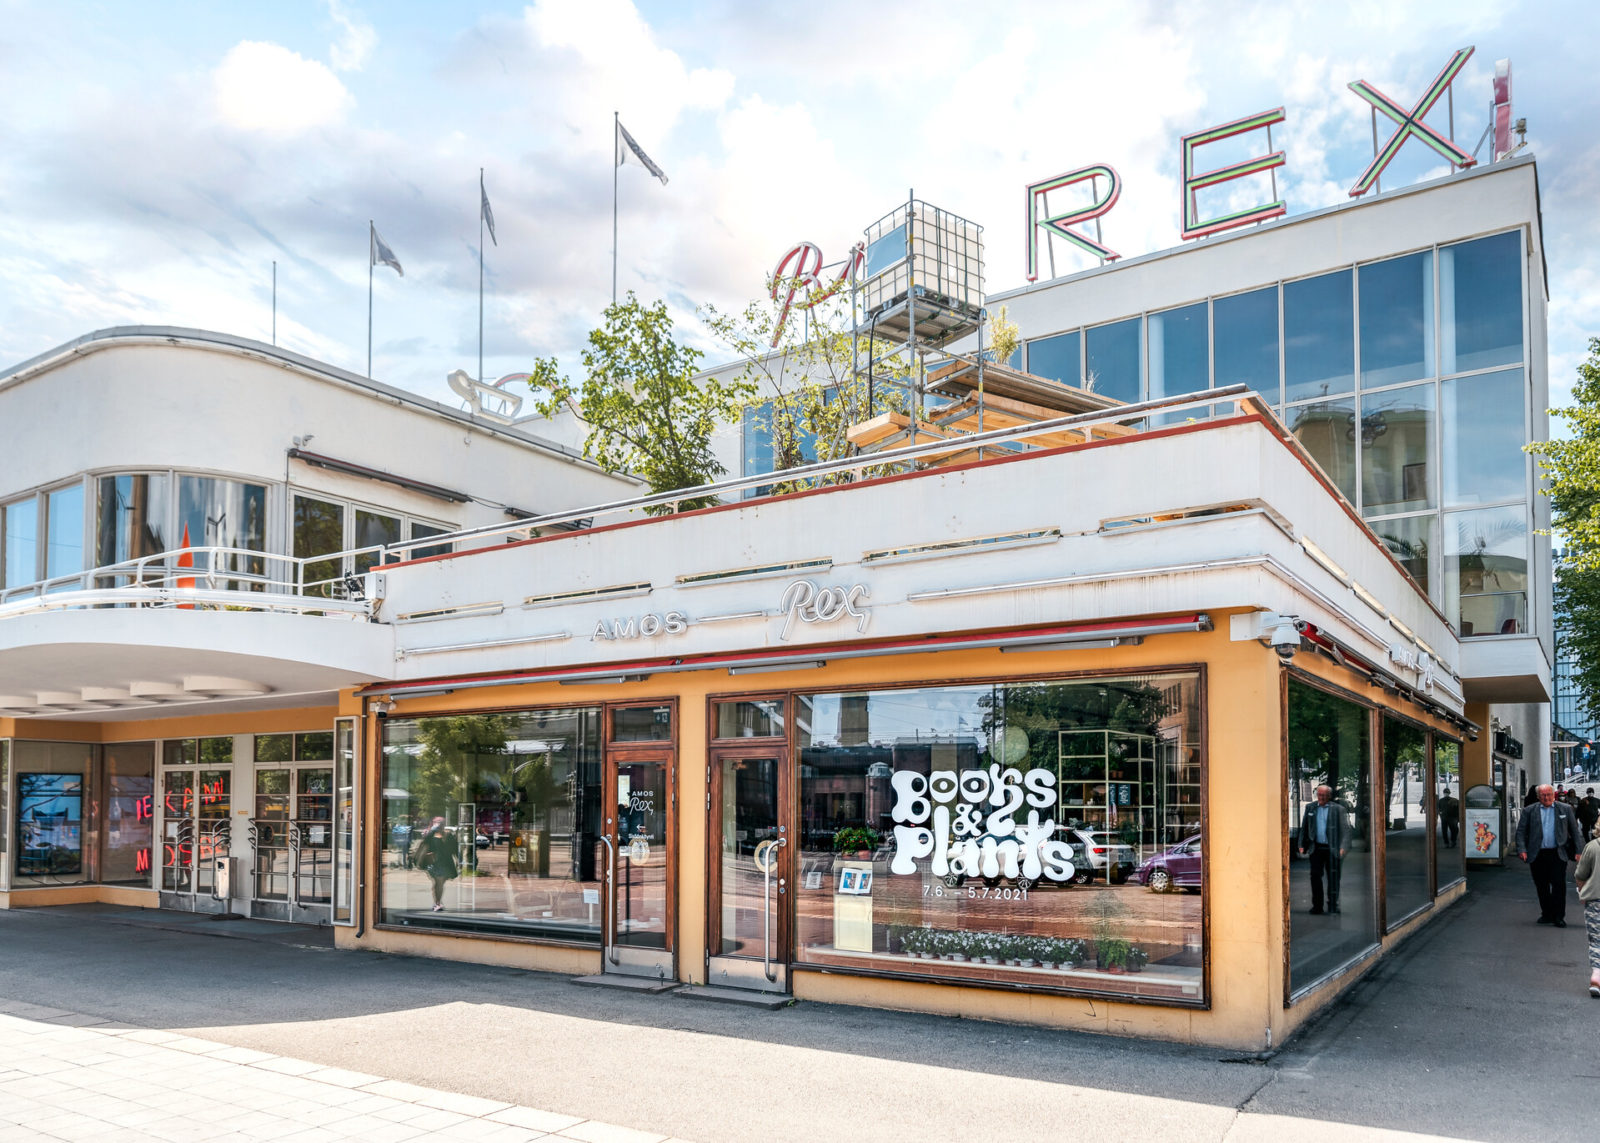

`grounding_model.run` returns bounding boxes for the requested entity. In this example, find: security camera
[1266,620,1301,663]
